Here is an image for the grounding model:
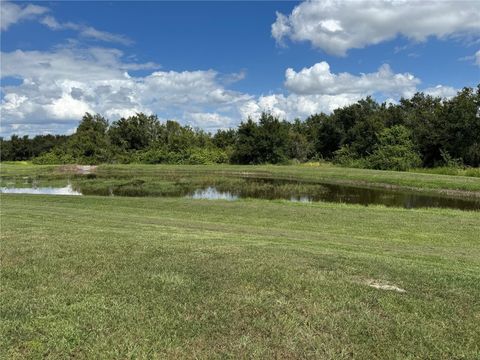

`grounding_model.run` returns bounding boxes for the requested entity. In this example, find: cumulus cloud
[239,93,361,122]
[187,112,235,130]
[0,46,251,135]
[272,0,480,55]
[285,62,419,98]
[239,61,459,121]
[0,48,459,136]
[423,85,458,99]
[0,1,48,30]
